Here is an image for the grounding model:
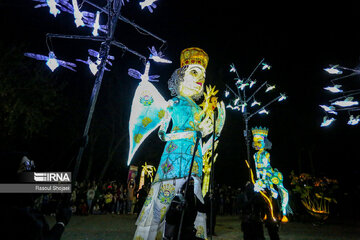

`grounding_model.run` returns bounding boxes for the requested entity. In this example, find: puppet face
[179,64,205,98]
[253,135,265,150]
